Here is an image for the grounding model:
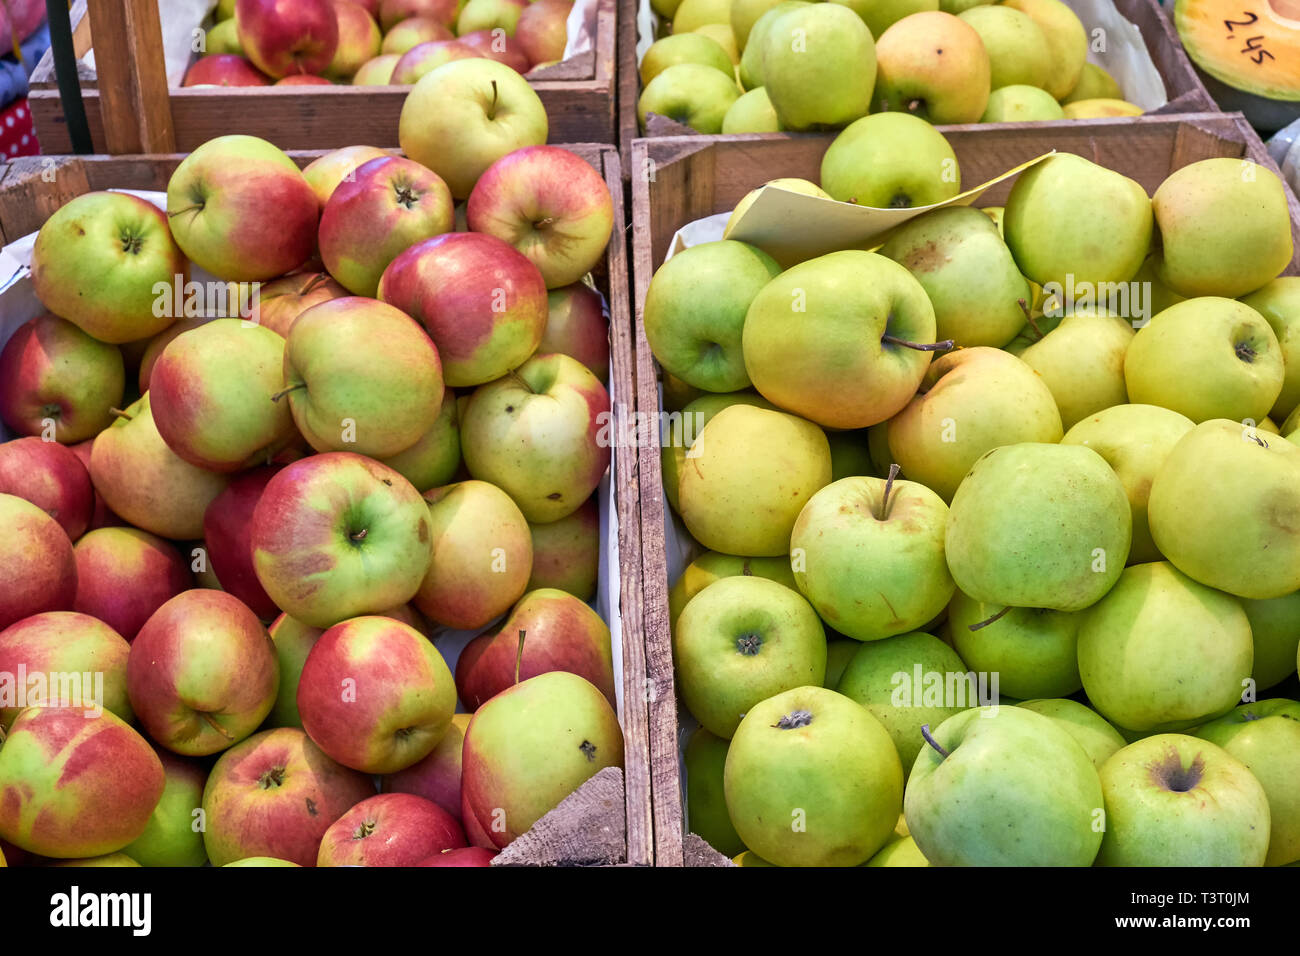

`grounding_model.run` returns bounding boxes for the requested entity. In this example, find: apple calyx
[774,709,813,730]
[881,333,955,353]
[920,723,950,760]
[120,232,145,255]
[1235,341,1257,363]
[968,605,1012,632]
[877,463,901,521]
[393,183,420,210]
[1151,748,1205,793]
[515,629,527,684]
[349,527,369,544]
[258,766,287,790]
[736,632,763,656]
[109,406,134,421]
[353,819,378,840]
